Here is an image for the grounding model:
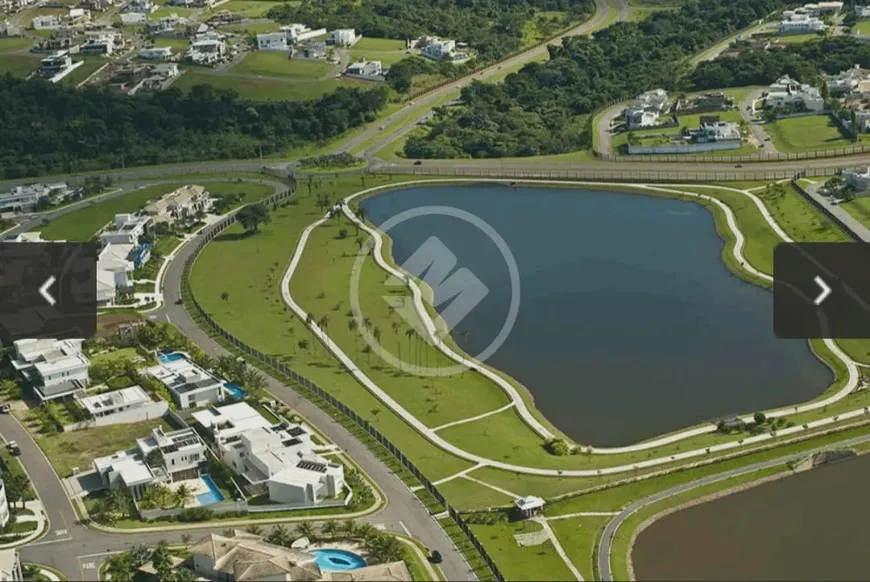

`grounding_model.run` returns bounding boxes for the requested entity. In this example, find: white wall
[88,401,168,427]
